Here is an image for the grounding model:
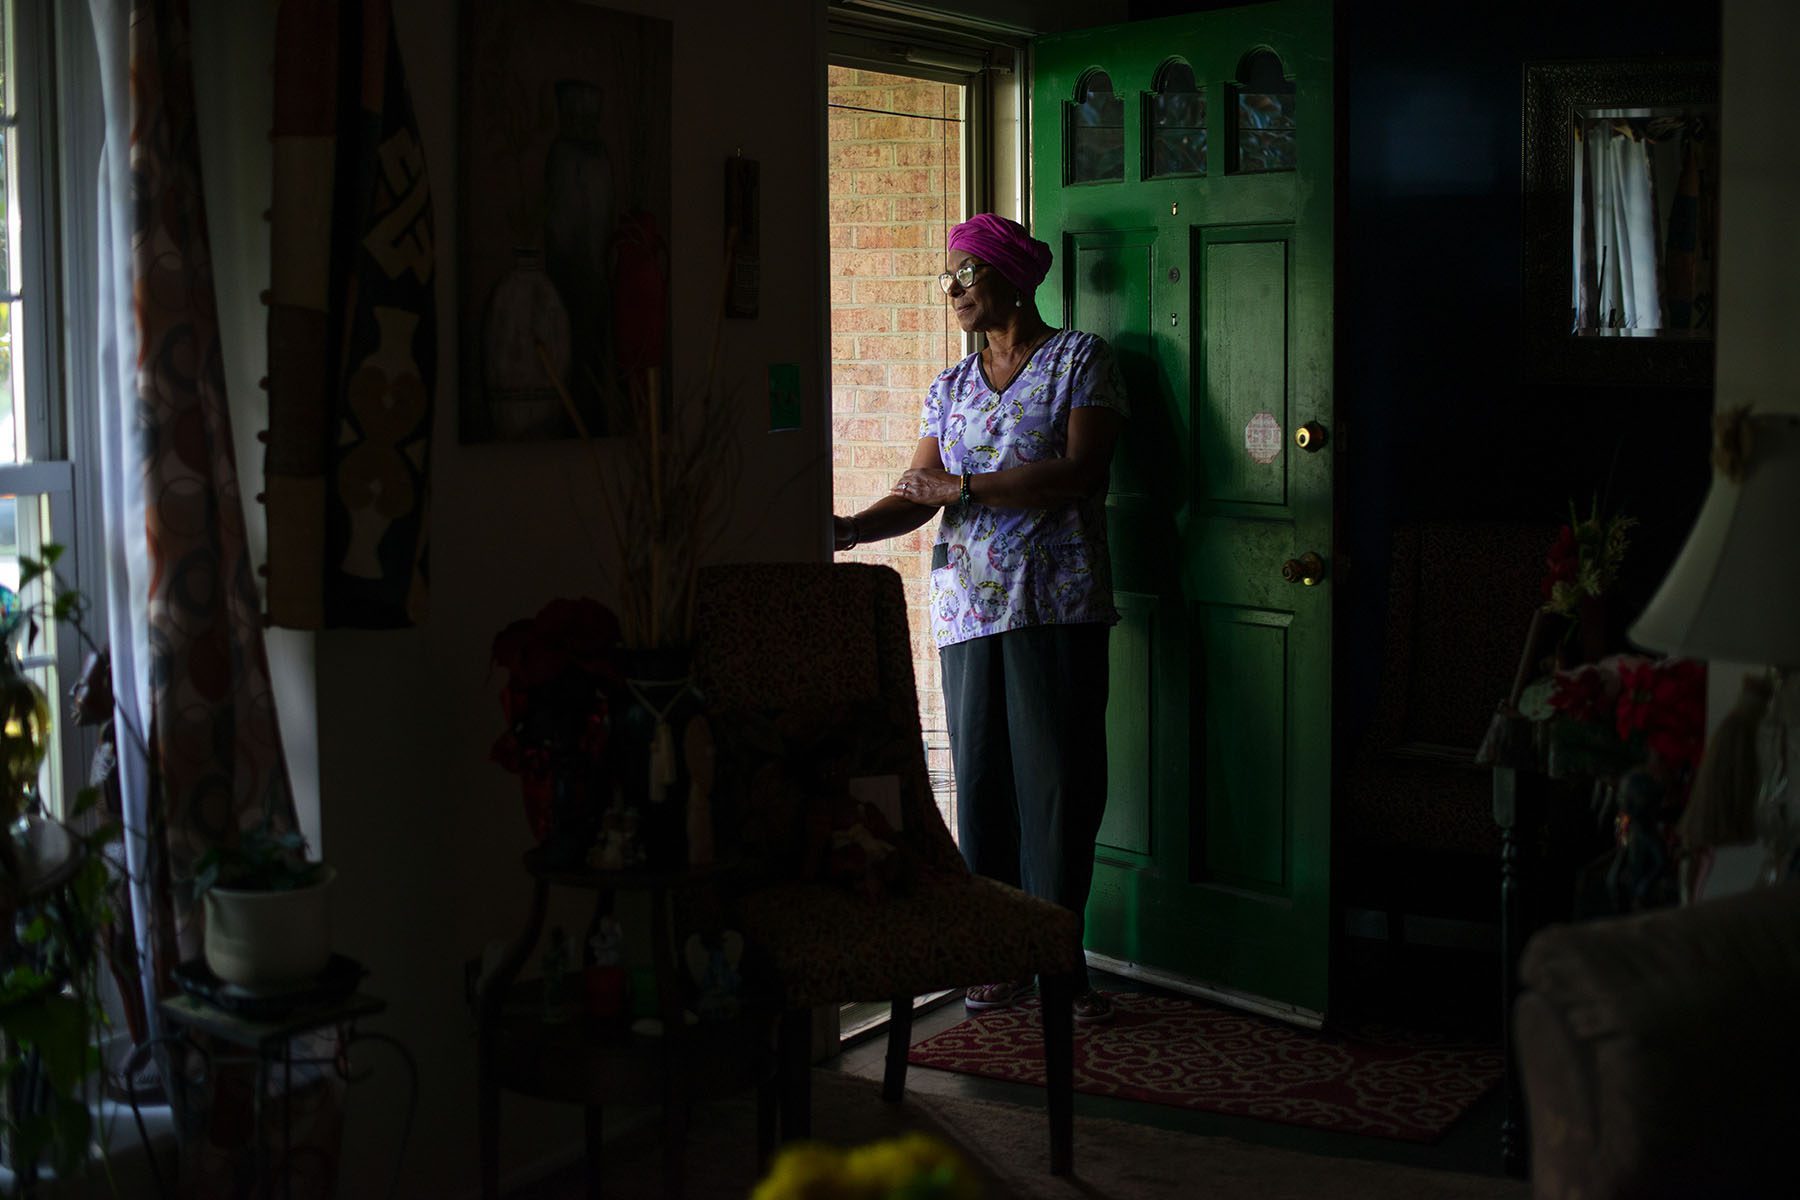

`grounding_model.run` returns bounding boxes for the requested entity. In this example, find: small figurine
[683,930,744,1022]
[588,917,624,966]
[589,800,646,870]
